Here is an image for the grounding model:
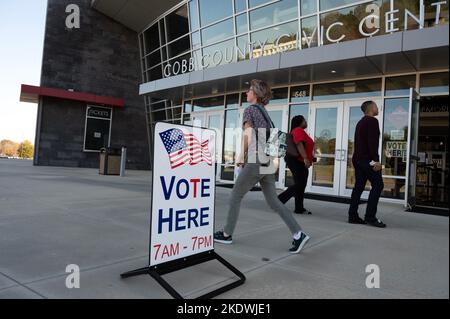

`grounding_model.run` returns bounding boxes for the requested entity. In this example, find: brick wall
[36,0,150,170]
